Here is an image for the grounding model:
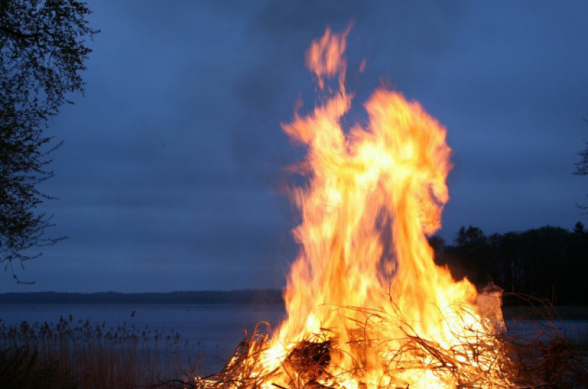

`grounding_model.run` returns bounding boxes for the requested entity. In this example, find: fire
[201,27,512,389]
